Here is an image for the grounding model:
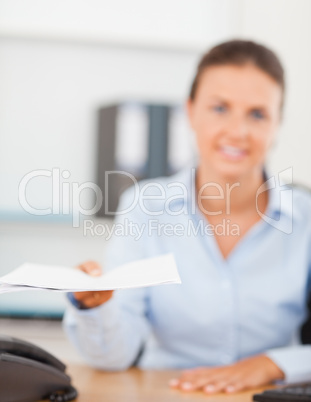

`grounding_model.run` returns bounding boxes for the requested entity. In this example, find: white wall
[0,39,199,212]
[240,0,311,186]
[0,0,240,50]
